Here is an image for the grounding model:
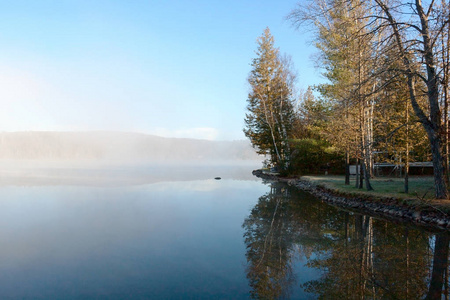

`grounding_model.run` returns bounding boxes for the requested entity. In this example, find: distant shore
[253,169,450,231]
